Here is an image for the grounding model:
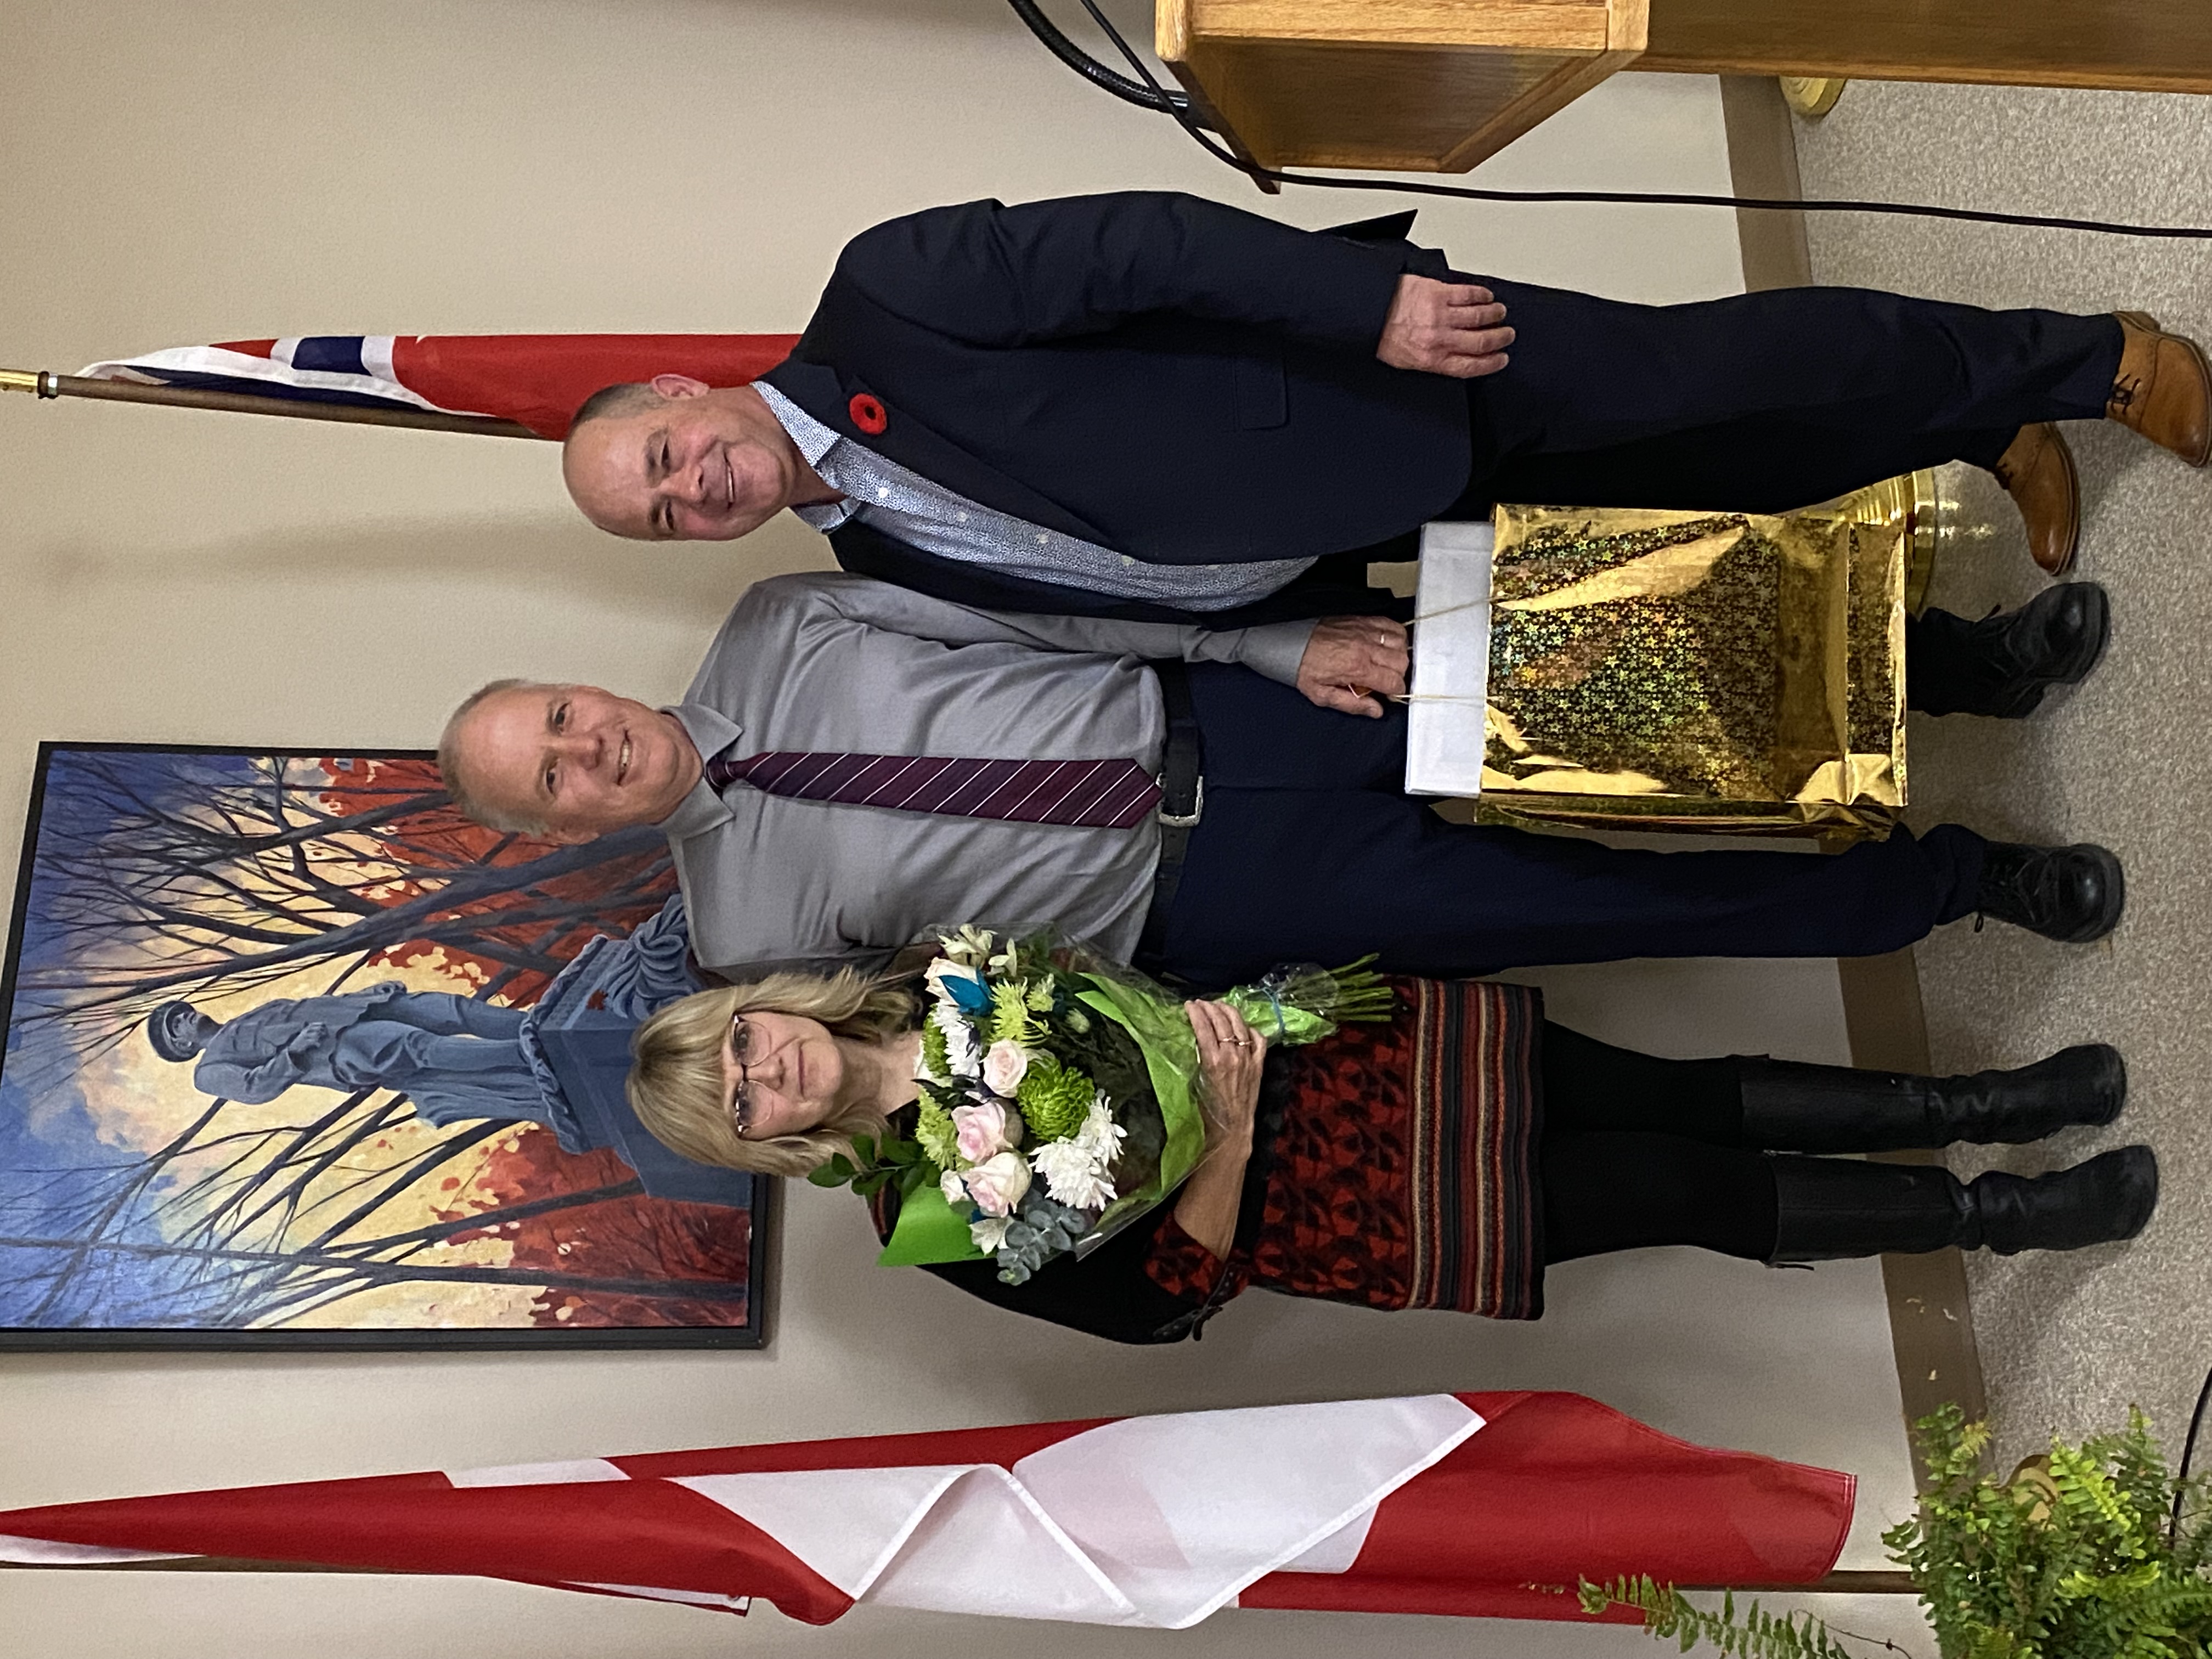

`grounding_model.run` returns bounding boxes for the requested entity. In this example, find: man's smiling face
[450,682,703,841]
[562,377,805,541]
